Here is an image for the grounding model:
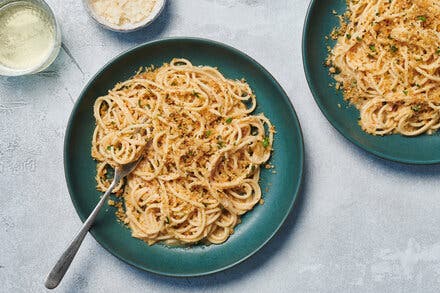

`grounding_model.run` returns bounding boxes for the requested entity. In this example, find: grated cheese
[90,0,157,27]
